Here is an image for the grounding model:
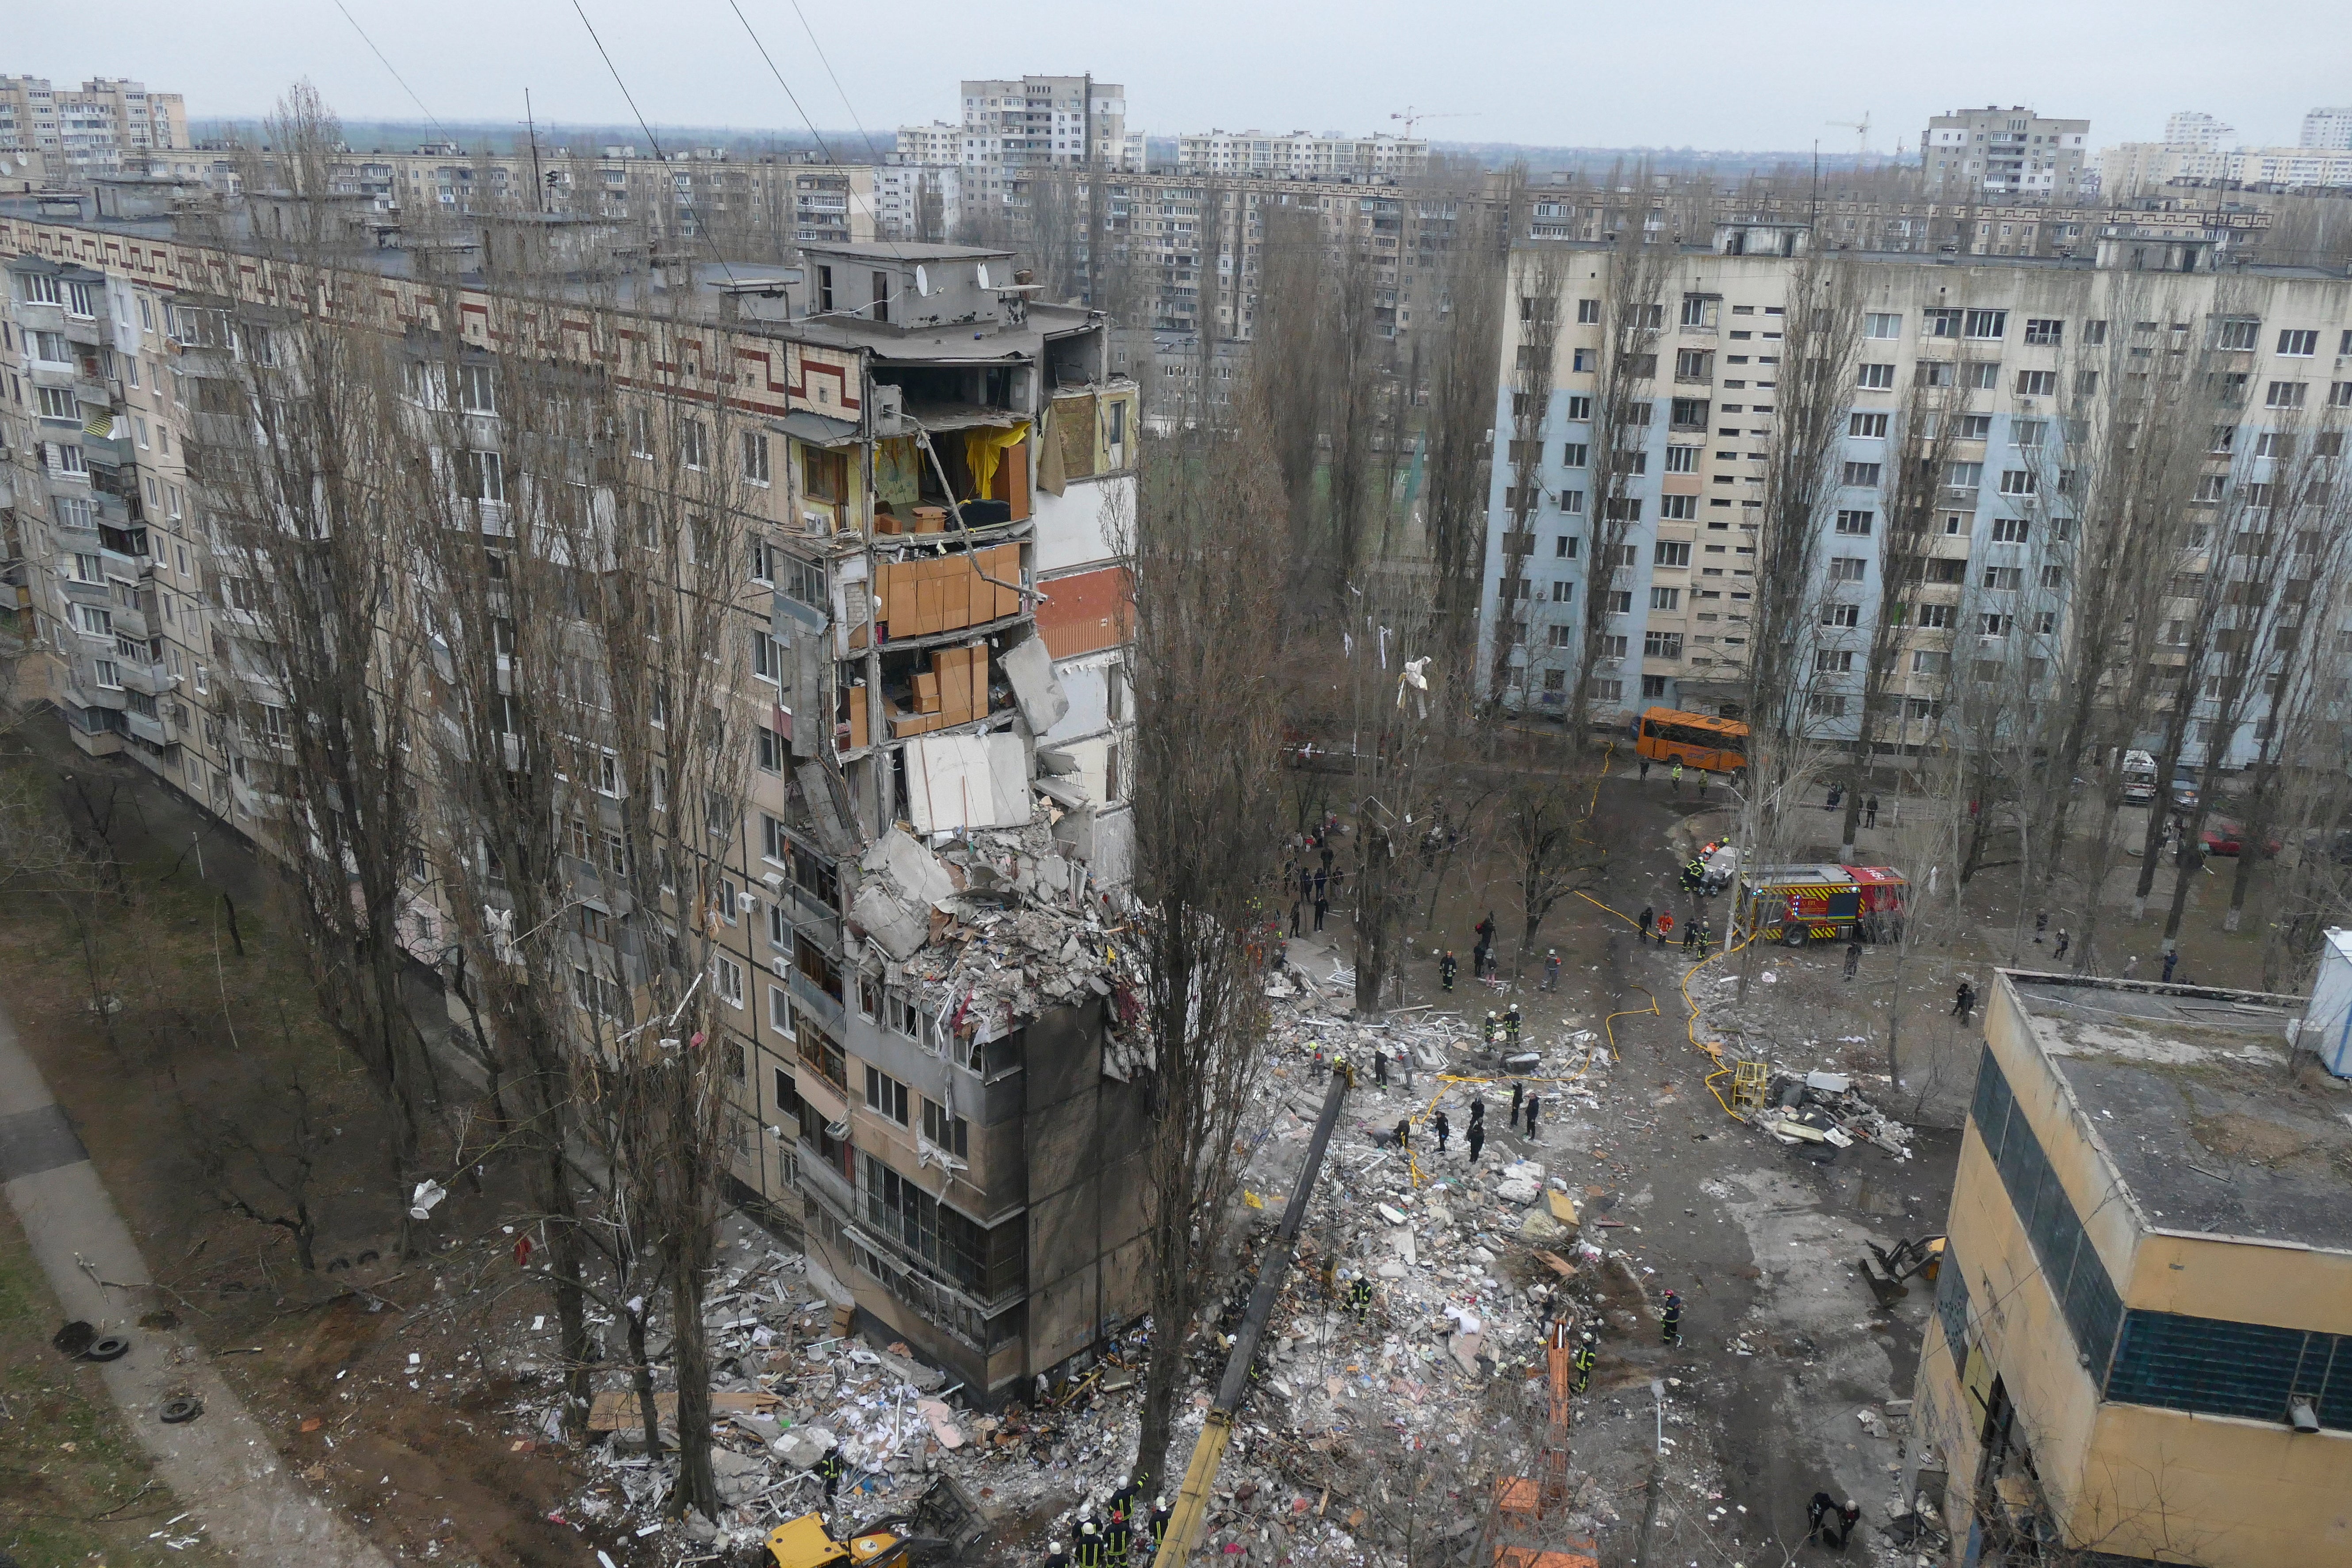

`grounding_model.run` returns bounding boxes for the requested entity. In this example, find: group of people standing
[1282,833,1341,938]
